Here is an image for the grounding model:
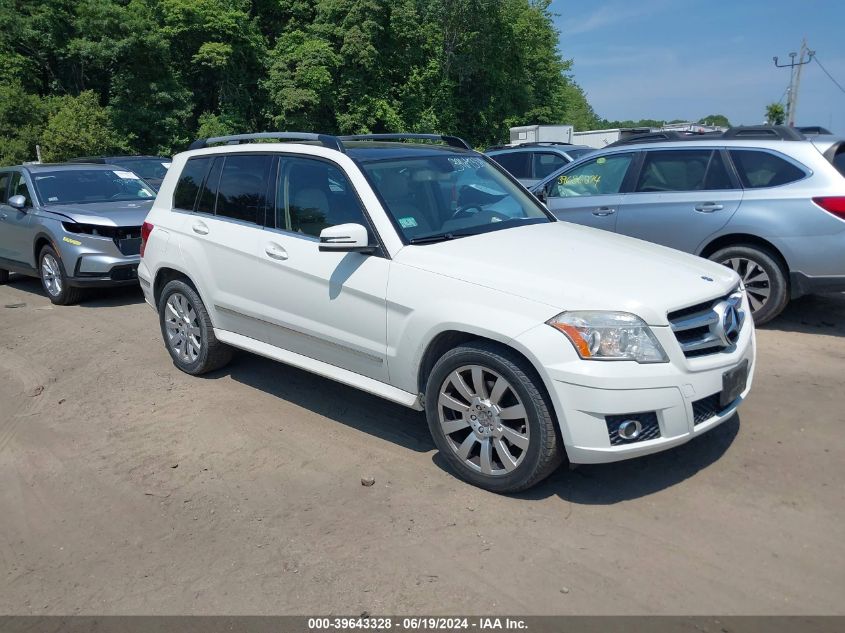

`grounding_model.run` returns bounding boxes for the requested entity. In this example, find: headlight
[547,311,668,363]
